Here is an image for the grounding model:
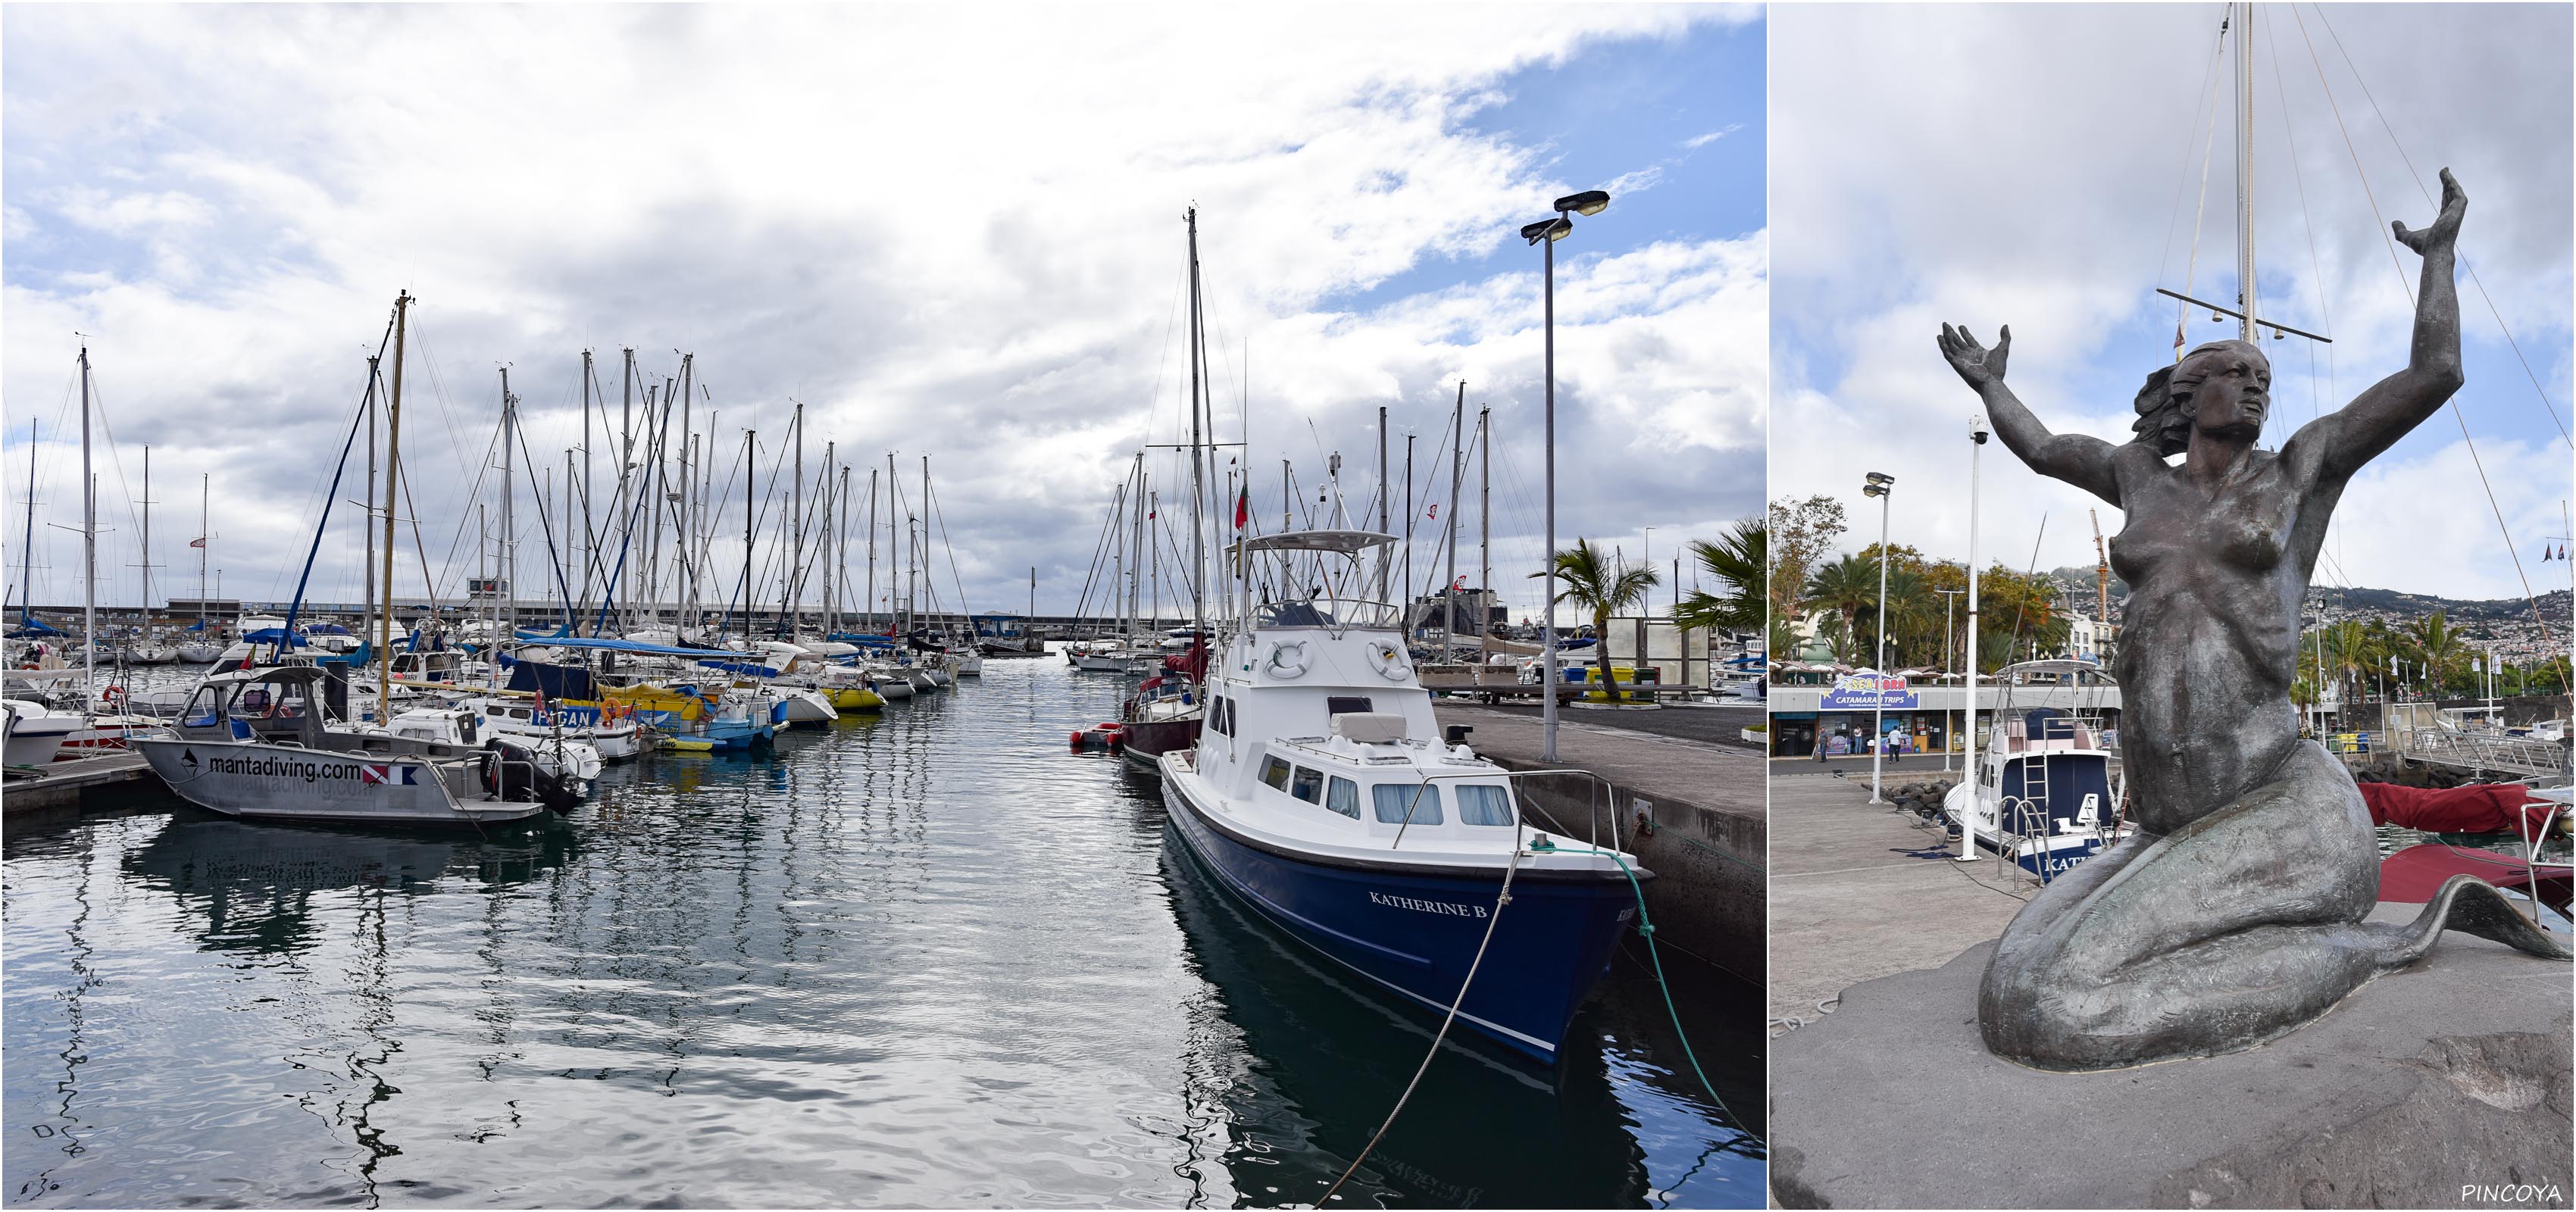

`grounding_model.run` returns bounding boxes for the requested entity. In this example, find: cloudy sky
[1772,3,2571,603]
[4,4,1763,626]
